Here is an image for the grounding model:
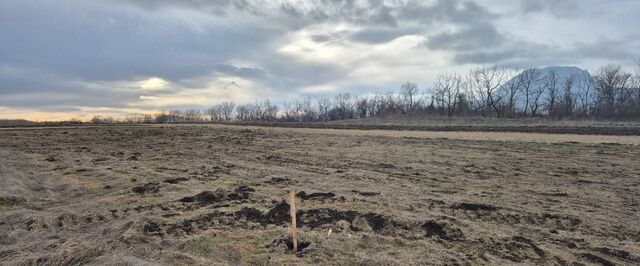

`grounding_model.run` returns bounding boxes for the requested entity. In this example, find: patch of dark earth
[179,186,255,205]
[132,182,161,194]
[153,201,464,243]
